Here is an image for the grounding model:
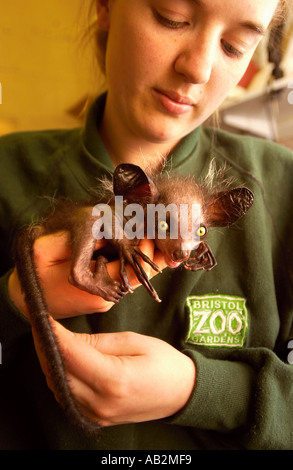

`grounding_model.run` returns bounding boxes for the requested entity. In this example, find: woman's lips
[153,89,194,115]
